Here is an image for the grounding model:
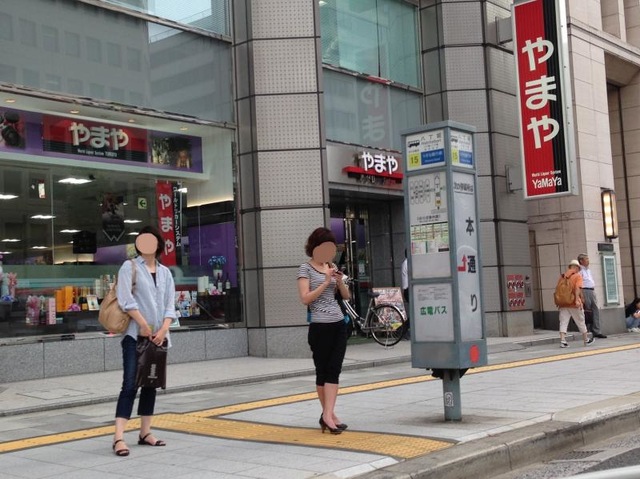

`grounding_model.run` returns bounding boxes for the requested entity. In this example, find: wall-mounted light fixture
[601,189,618,240]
